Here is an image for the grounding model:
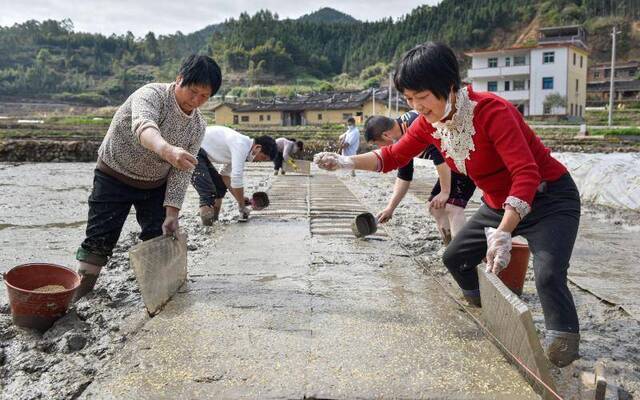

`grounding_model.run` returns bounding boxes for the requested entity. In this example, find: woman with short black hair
[75,54,222,300]
[315,42,581,368]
